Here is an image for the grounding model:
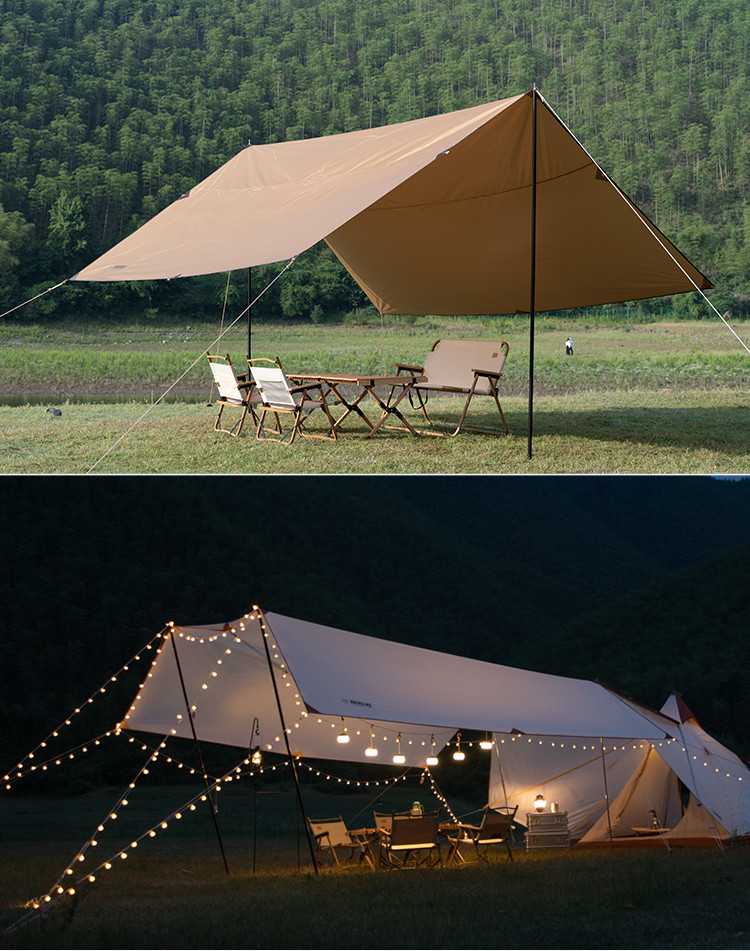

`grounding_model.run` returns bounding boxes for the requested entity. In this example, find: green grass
[1,389,748,474]
[0,317,748,473]
[1,784,749,949]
